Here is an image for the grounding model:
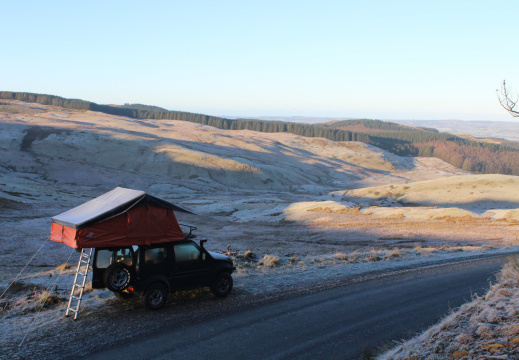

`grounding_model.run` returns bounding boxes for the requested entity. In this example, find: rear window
[95,248,133,268]
[95,250,112,268]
